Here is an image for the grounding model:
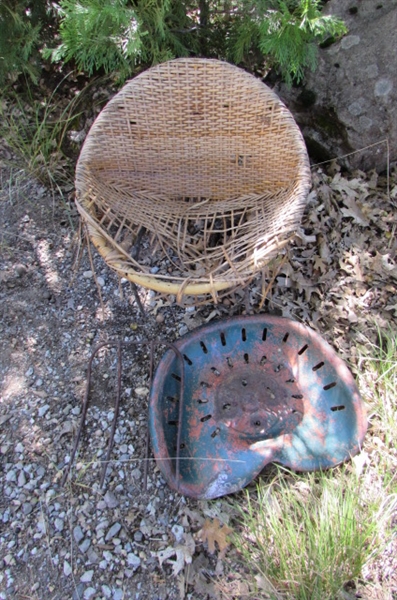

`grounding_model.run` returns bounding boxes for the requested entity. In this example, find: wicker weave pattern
[75,58,311,298]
